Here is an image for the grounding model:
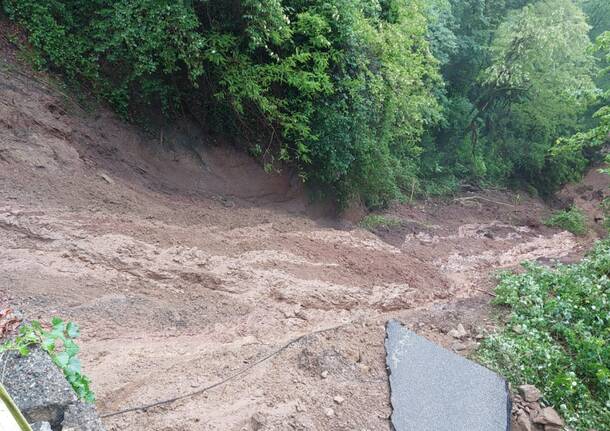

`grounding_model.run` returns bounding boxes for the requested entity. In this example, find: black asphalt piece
[385,320,511,431]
